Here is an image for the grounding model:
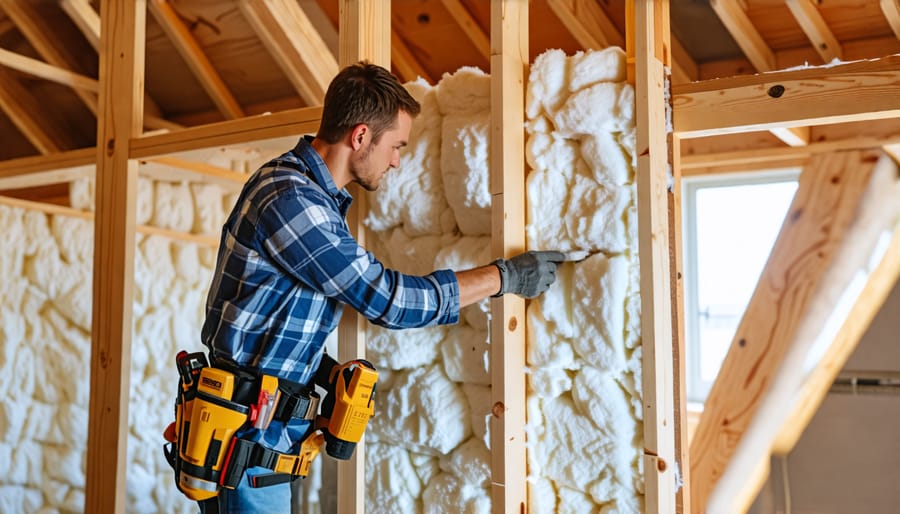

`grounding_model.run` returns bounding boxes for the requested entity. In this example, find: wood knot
[657,458,667,472]
[492,401,505,418]
[106,138,115,156]
[508,316,518,331]
[767,84,785,98]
